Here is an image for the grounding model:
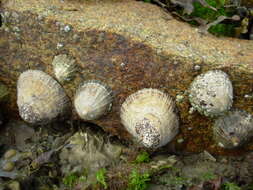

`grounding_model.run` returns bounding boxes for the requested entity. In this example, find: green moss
[63,173,79,188]
[190,0,238,36]
[127,169,151,190]
[96,168,108,189]
[222,182,241,190]
[62,170,87,188]
[133,151,151,164]
[200,171,217,181]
